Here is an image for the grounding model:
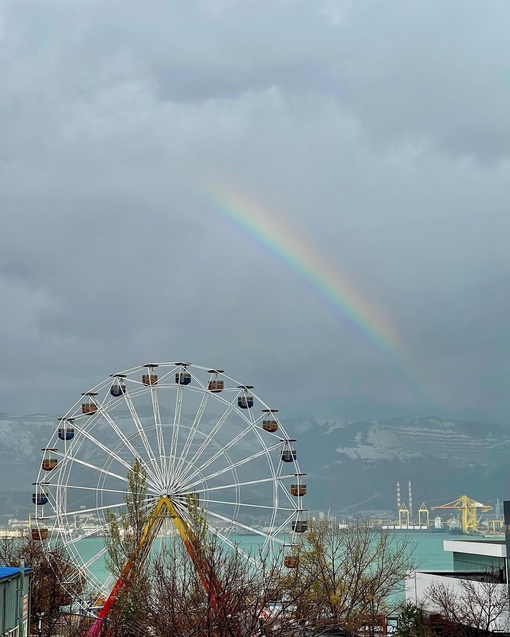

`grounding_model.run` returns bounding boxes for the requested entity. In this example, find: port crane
[418,502,429,528]
[431,495,491,534]
[398,503,410,527]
